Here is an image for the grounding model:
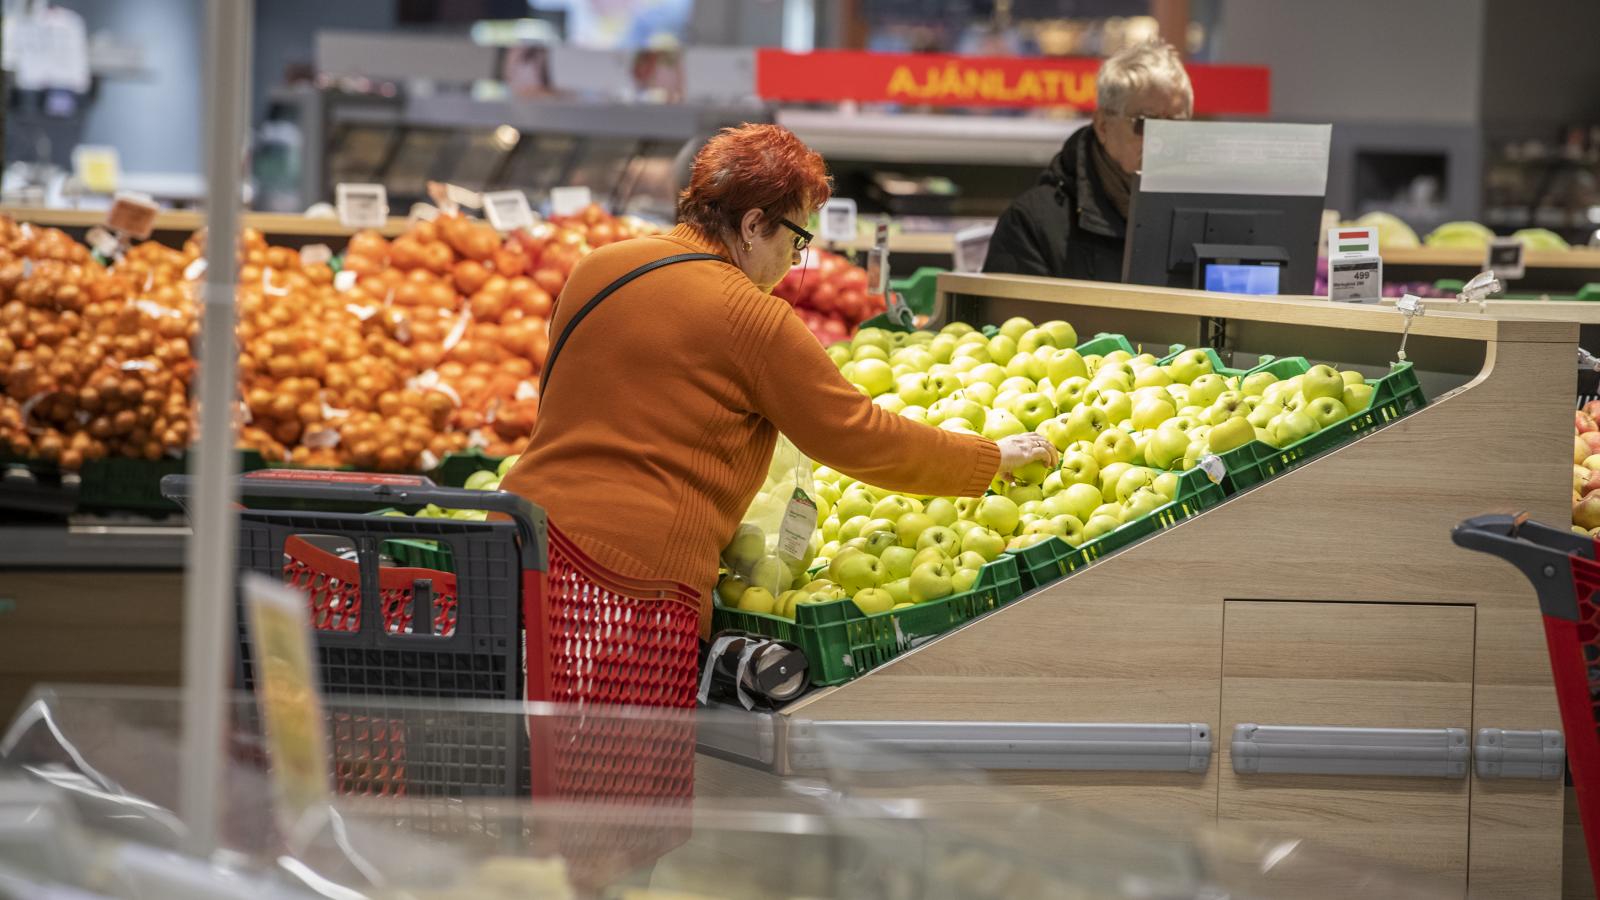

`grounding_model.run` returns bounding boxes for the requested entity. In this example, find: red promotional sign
[755,49,1270,116]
